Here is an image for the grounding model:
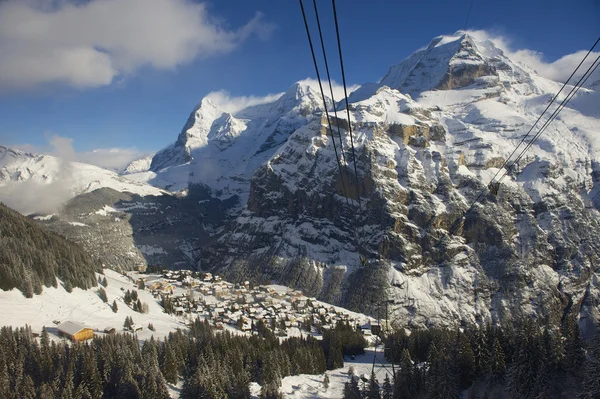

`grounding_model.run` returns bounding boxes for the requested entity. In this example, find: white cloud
[2,134,151,213]
[0,0,275,91]
[296,78,361,102]
[205,90,284,114]
[204,78,361,114]
[465,30,600,84]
